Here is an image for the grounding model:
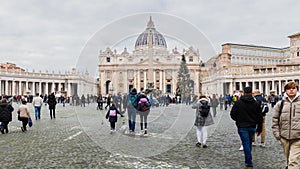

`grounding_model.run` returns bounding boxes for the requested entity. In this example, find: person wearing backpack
[137,93,151,135]
[272,81,300,169]
[252,89,269,147]
[0,98,14,134]
[127,88,138,134]
[106,103,123,133]
[230,87,262,169]
[192,94,214,148]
